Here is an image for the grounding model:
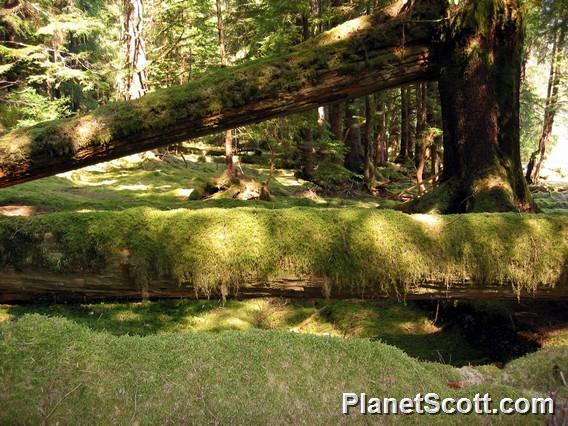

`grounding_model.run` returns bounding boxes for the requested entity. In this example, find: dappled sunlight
[0,205,37,217]
[411,214,443,229]
[314,15,373,46]
[397,320,441,336]
[174,188,194,198]
[112,311,143,322]
[75,119,101,143]
[0,307,11,323]
[116,184,151,191]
